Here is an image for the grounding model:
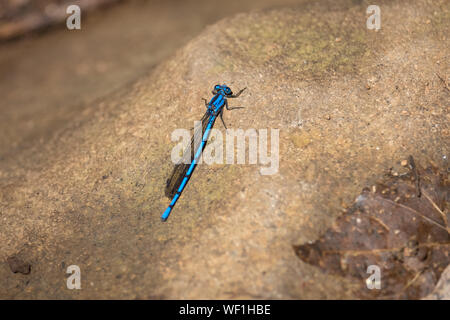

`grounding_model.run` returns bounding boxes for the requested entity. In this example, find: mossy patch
[221,7,368,78]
